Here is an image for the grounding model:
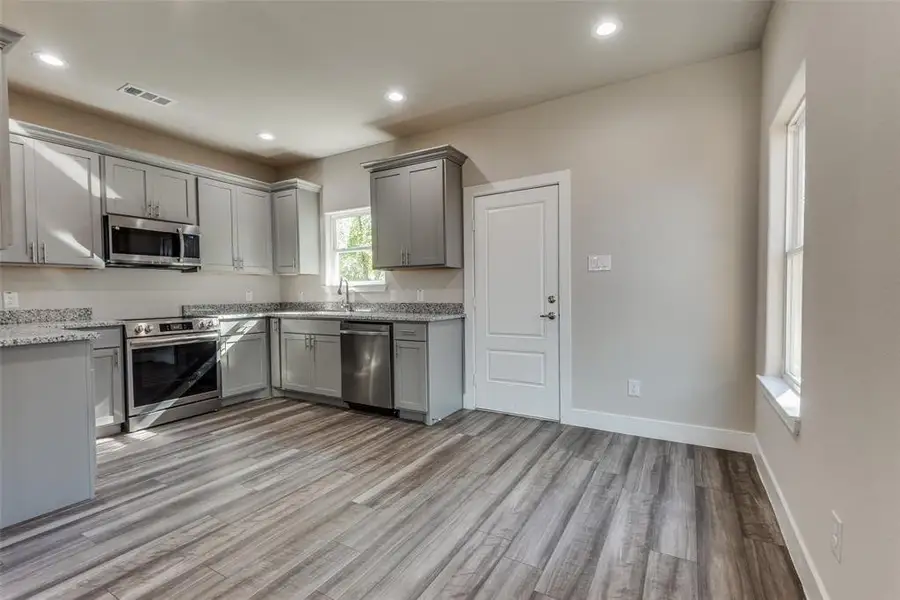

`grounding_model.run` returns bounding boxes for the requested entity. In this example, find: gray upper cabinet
[198,178,272,274]
[102,156,197,224]
[272,180,321,275]
[0,28,25,251]
[363,145,466,270]
[3,136,104,267]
